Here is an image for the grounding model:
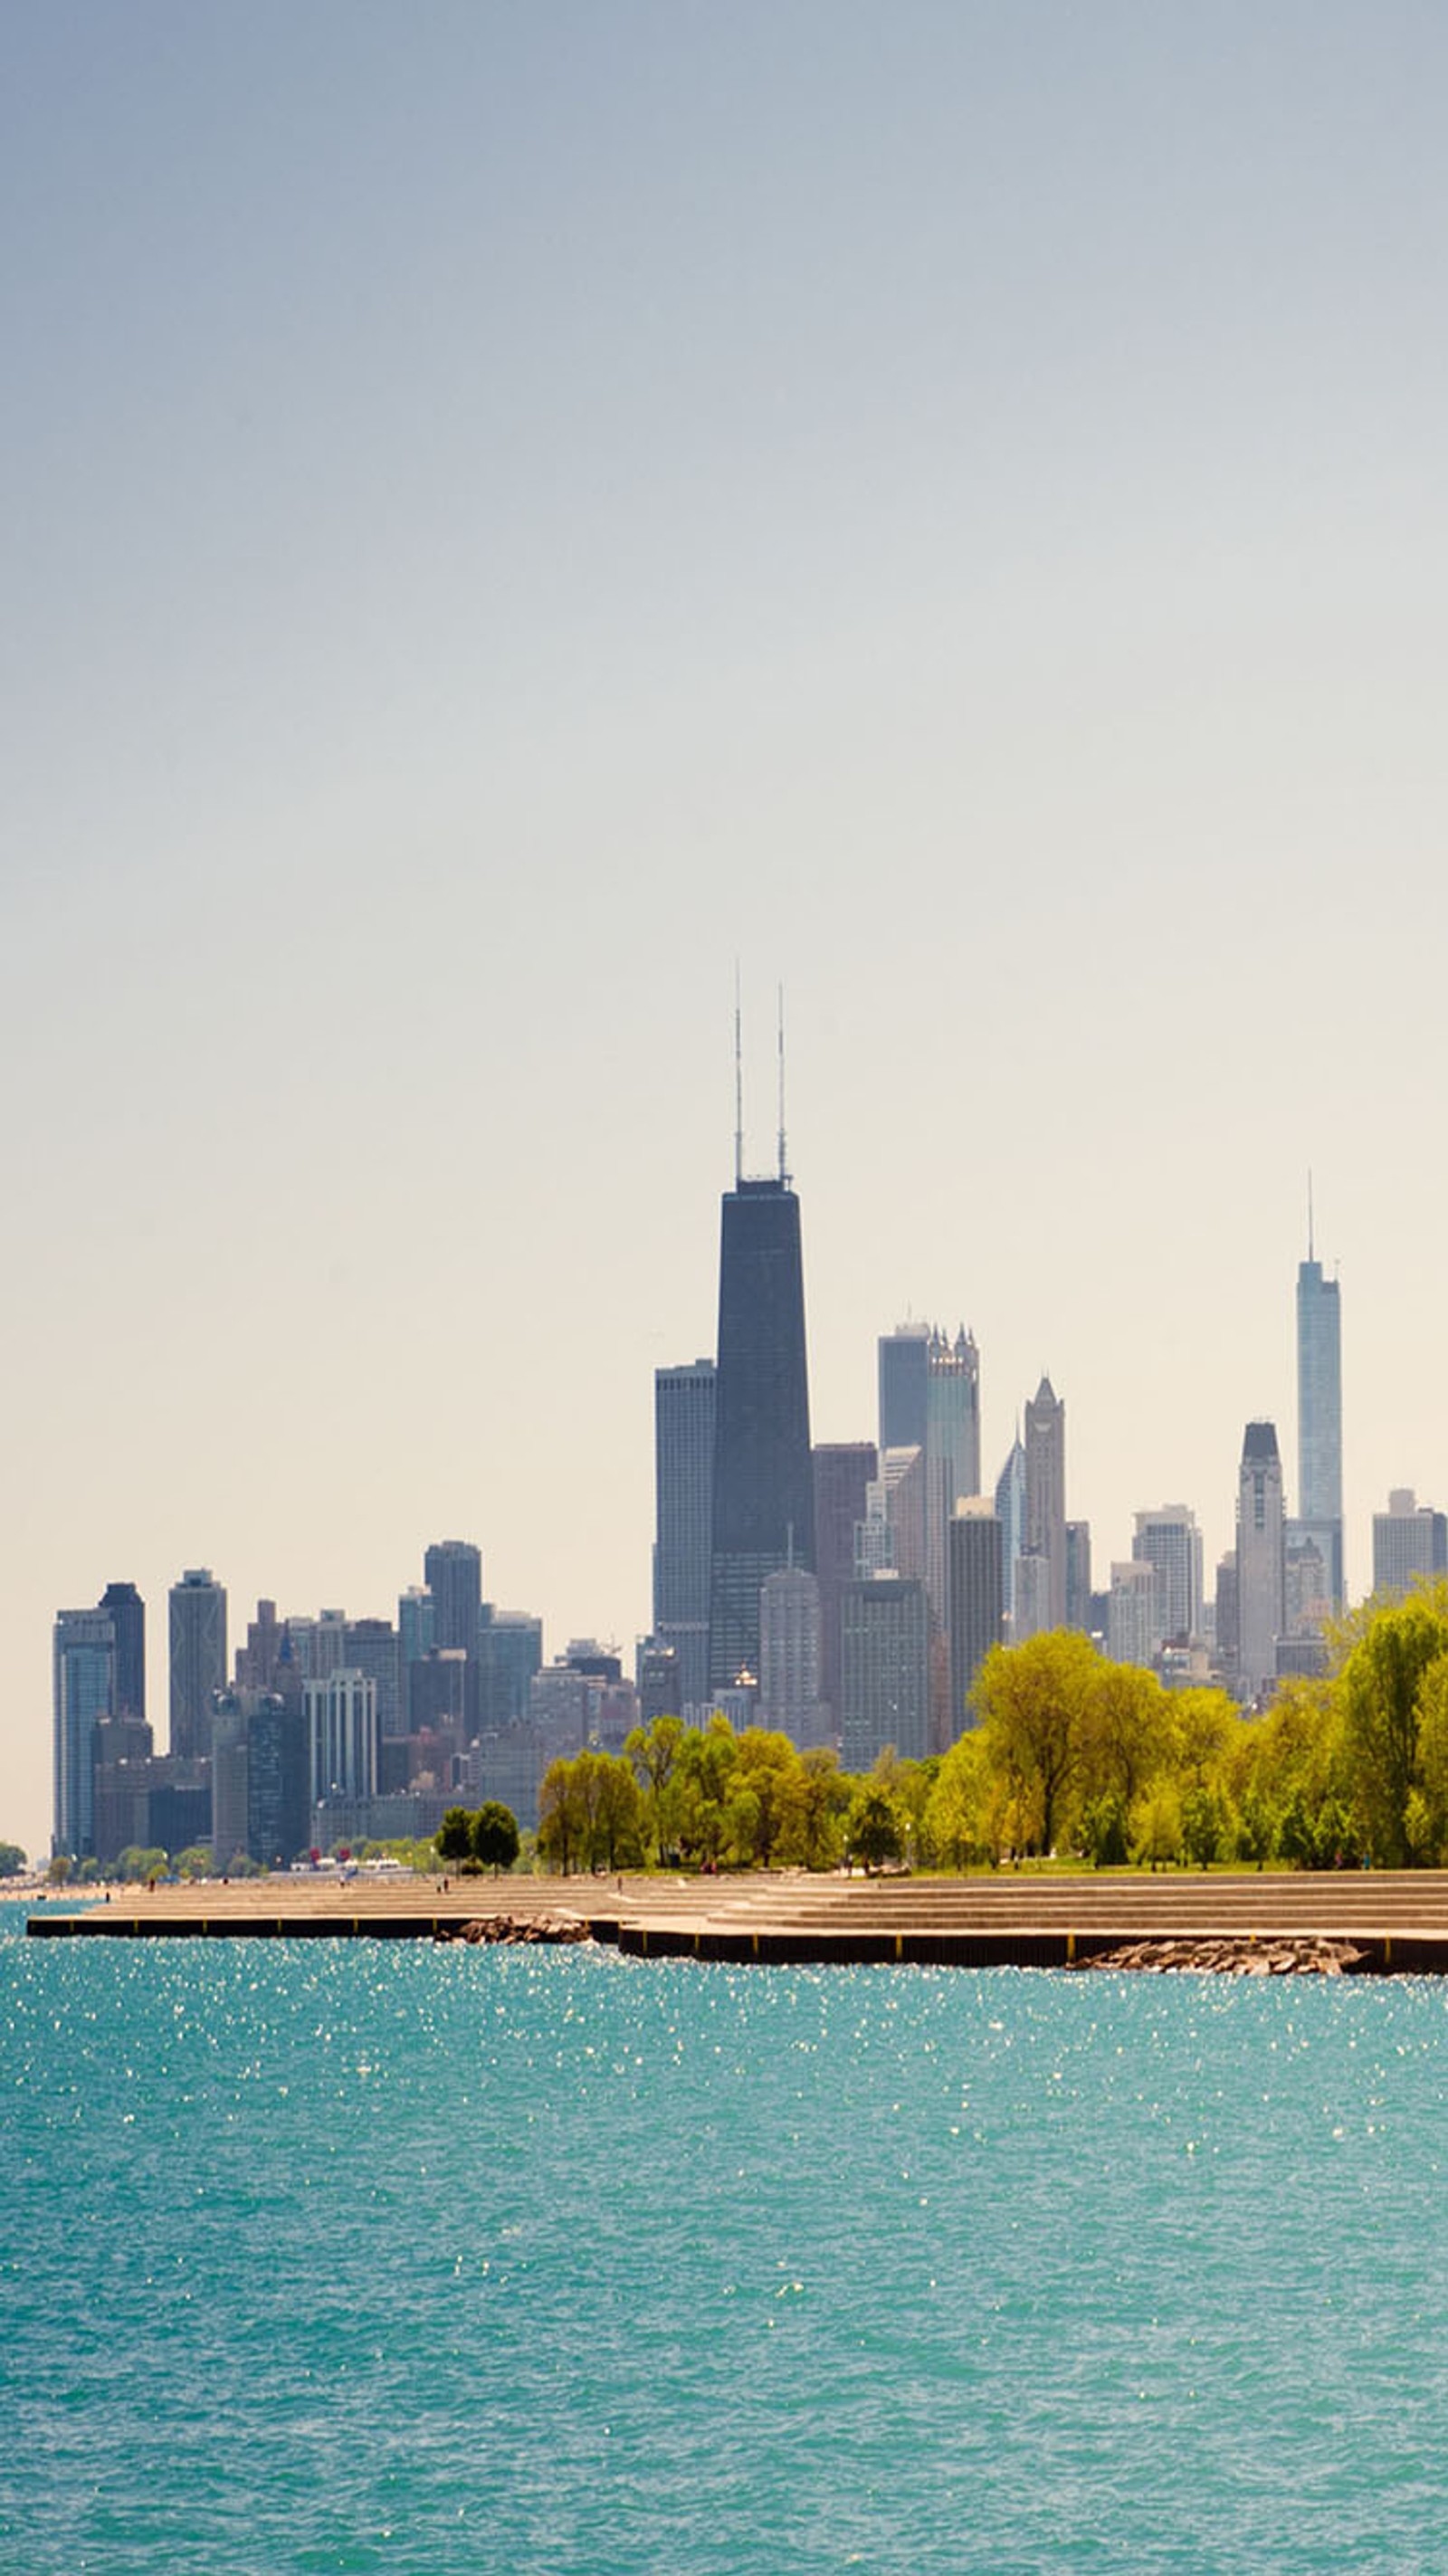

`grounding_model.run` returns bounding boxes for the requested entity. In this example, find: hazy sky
[6,3,1448,1858]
